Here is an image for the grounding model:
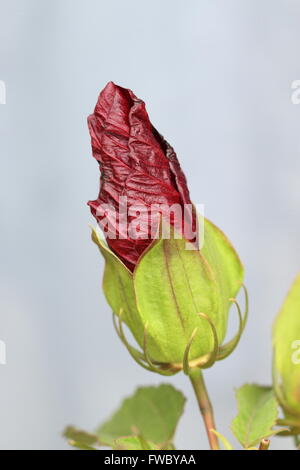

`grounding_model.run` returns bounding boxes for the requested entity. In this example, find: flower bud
[273,274,300,426]
[92,216,245,374]
[88,83,246,374]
